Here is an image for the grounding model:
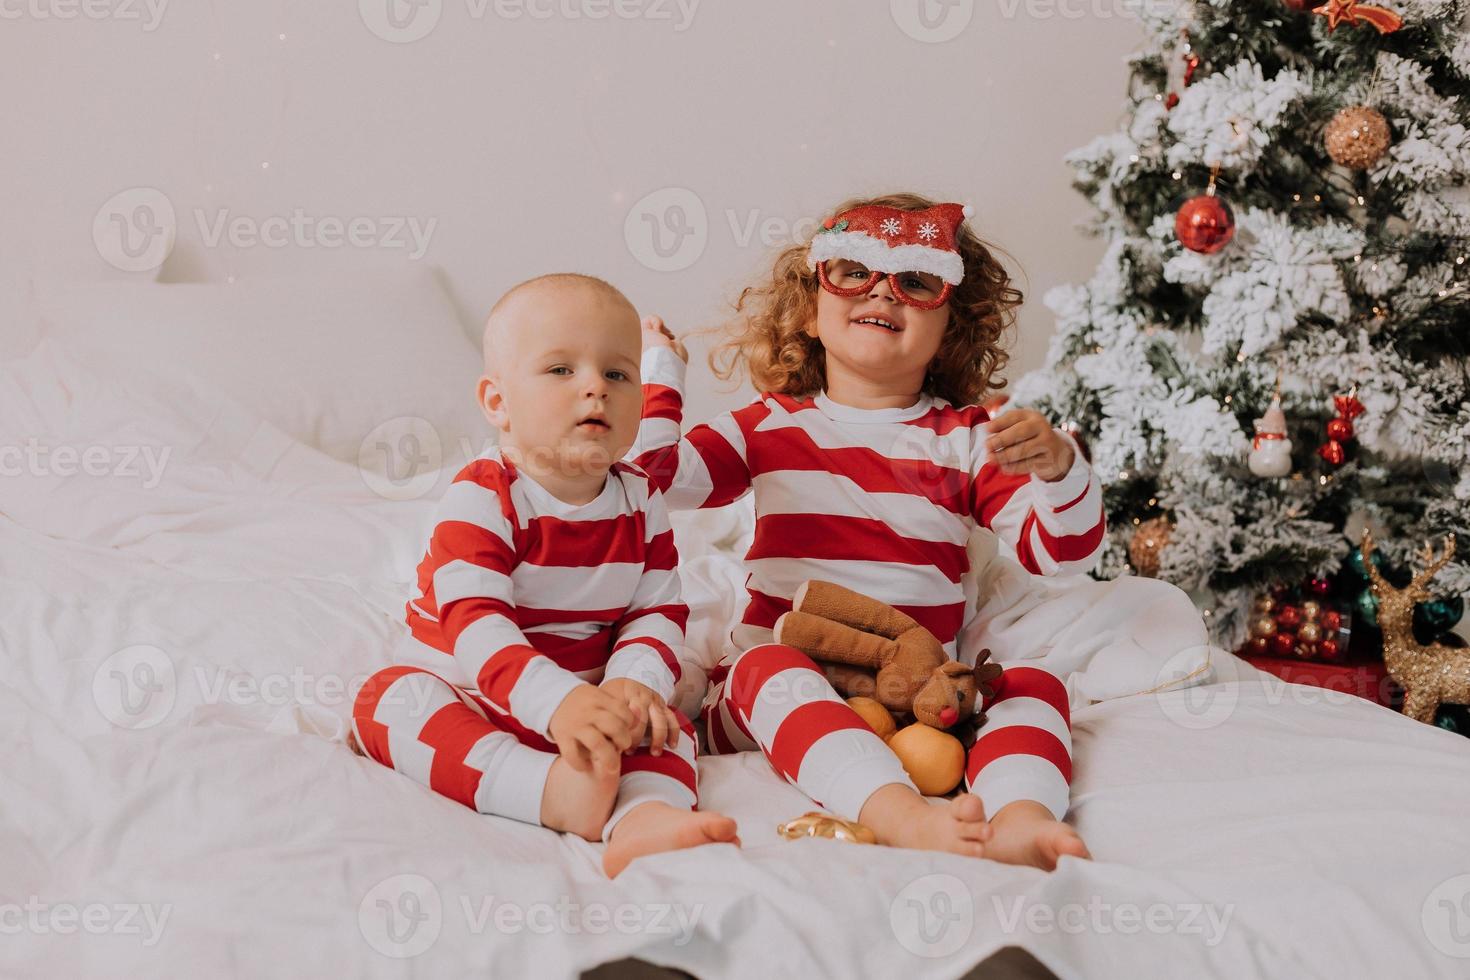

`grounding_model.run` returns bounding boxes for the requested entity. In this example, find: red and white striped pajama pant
[351,665,700,838]
[701,644,1072,821]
